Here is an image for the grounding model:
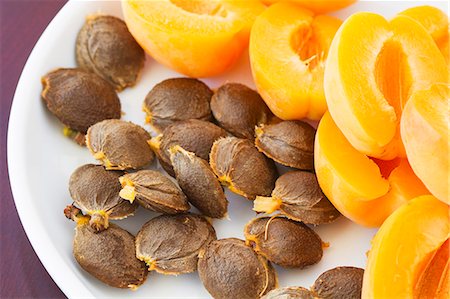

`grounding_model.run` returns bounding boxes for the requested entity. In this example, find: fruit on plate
[399,5,449,64]
[362,195,450,298]
[250,2,342,120]
[121,0,265,77]
[401,84,449,204]
[314,113,430,227]
[324,12,448,160]
[261,0,356,14]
